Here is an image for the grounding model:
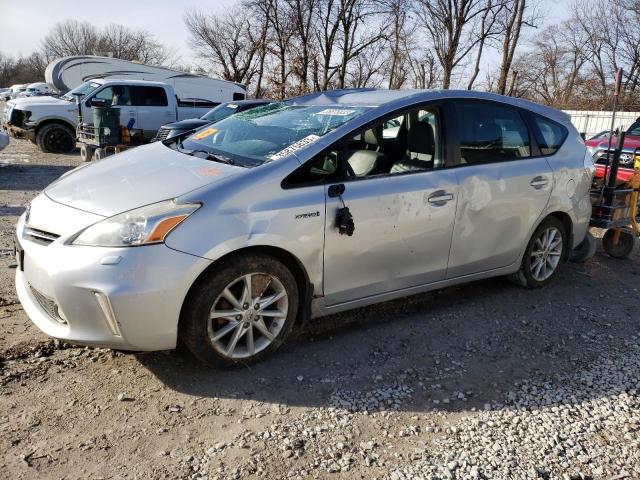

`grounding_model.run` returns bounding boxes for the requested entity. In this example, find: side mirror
[89,98,109,108]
